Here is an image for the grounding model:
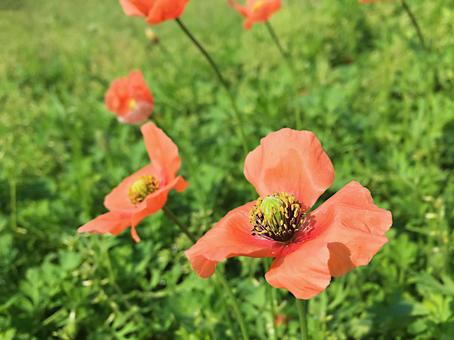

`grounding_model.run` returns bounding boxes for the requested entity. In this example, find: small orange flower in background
[78,122,188,242]
[228,0,281,29]
[186,128,392,299]
[120,0,189,25]
[105,70,154,125]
